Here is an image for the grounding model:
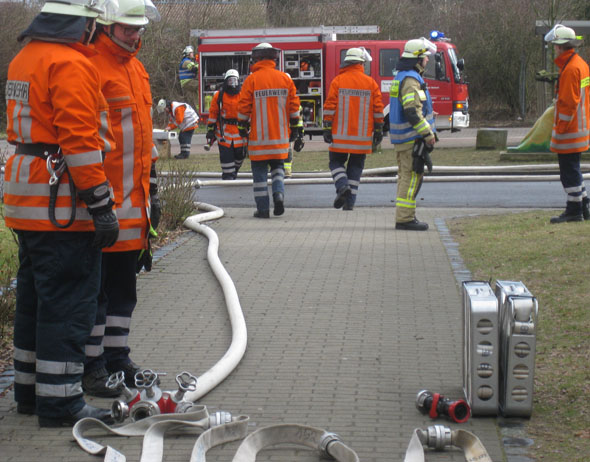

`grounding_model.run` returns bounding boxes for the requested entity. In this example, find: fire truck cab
[191,26,469,137]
